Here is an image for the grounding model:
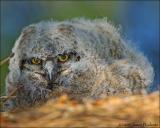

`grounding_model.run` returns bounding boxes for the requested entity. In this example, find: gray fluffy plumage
[5,18,154,109]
